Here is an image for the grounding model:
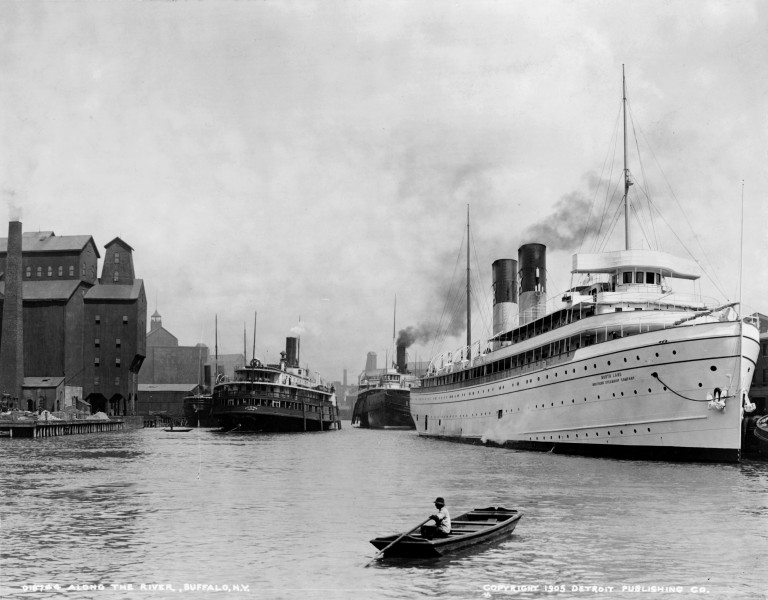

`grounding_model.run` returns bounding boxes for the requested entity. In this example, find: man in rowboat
[421,497,451,539]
